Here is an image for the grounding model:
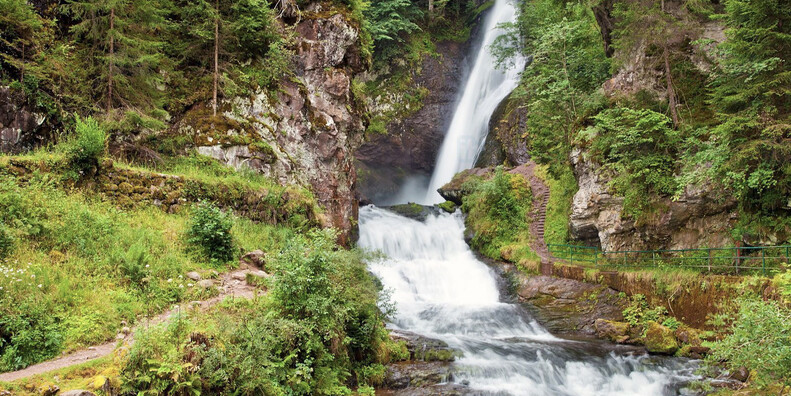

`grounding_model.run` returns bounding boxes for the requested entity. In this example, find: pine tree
[64,0,170,113]
[0,0,48,83]
[709,0,791,212]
